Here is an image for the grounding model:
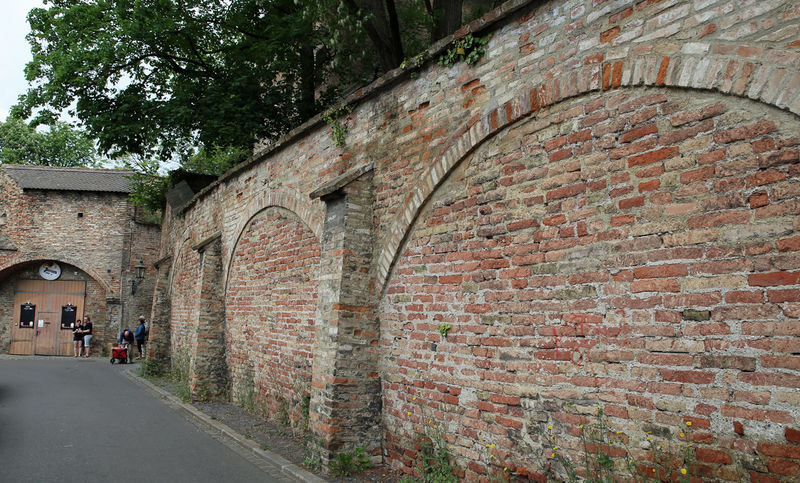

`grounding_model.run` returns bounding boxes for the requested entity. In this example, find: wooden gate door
[9,280,85,356]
